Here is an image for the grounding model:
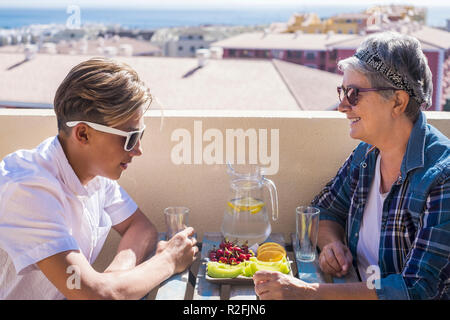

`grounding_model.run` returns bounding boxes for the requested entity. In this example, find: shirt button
[361,162,367,168]
[355,232,358,237]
